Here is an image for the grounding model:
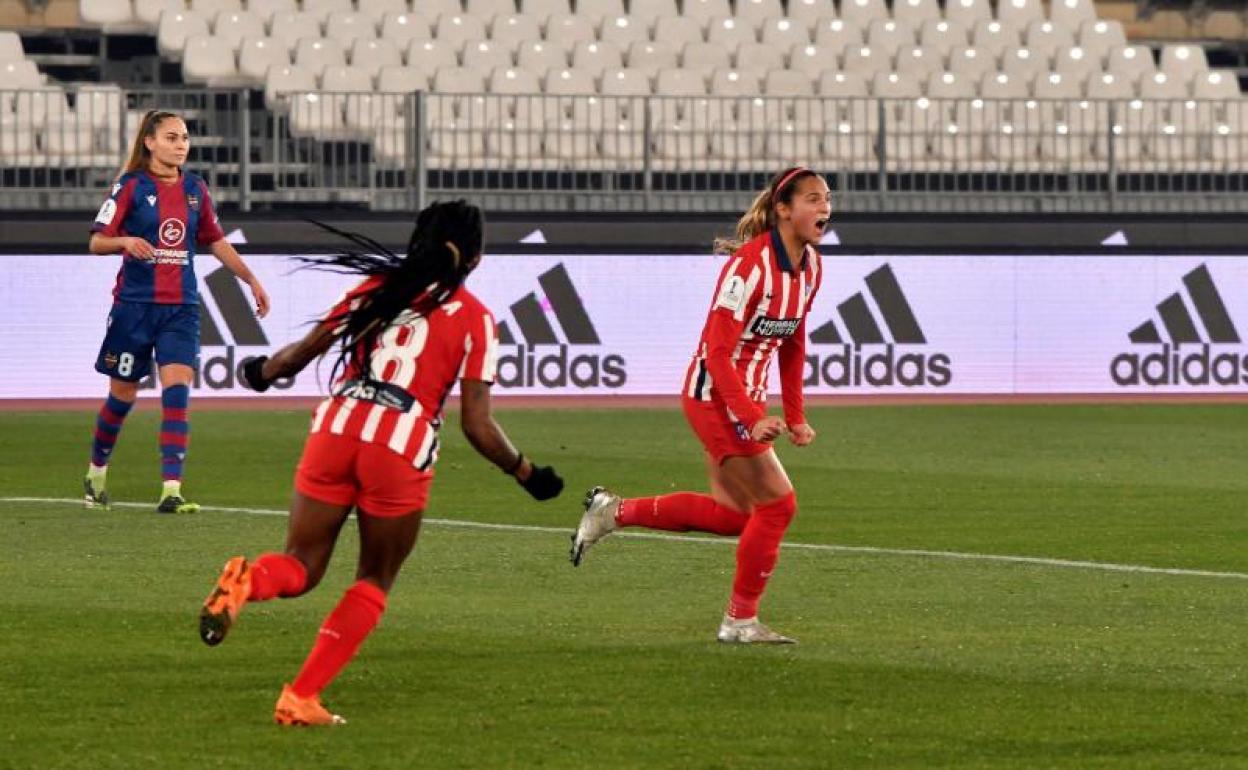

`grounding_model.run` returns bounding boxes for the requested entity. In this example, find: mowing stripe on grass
[5,495,1248,581]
